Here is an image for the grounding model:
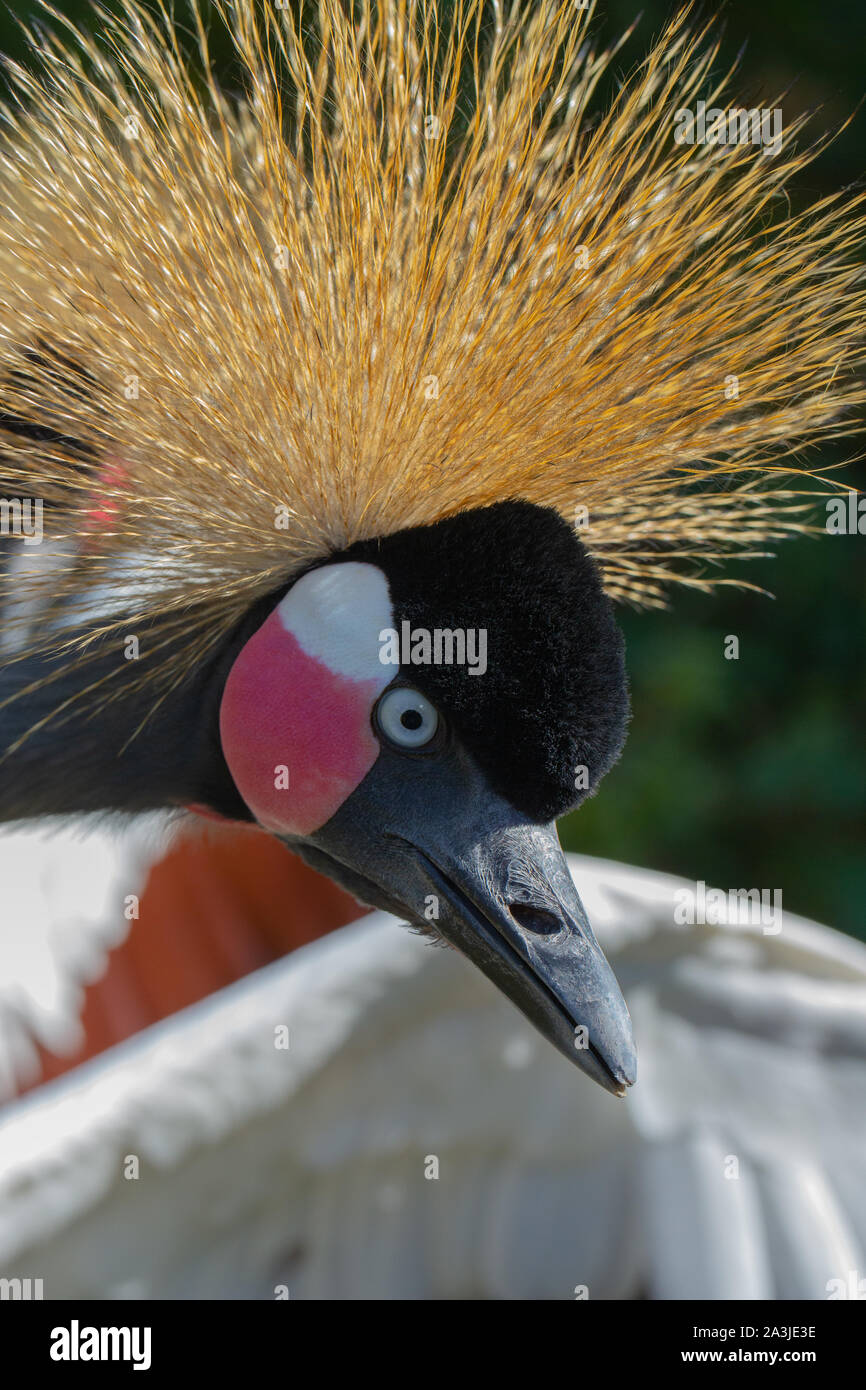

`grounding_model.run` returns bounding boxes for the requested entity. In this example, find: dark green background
[2,0,863,935]
[564,2,865,943]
